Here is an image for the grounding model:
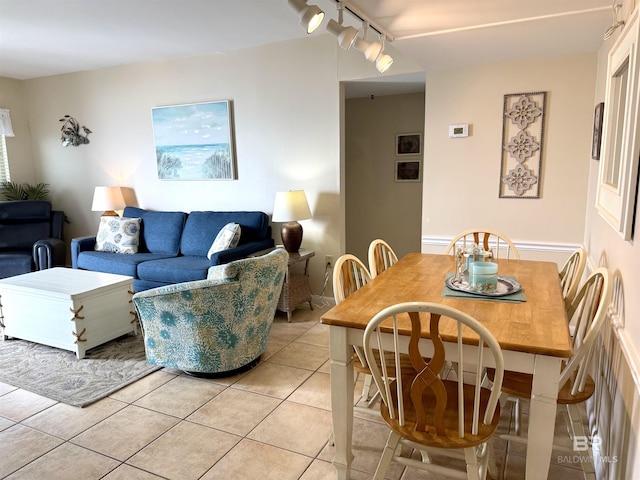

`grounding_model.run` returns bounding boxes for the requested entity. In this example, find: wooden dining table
[321,253,573,480]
